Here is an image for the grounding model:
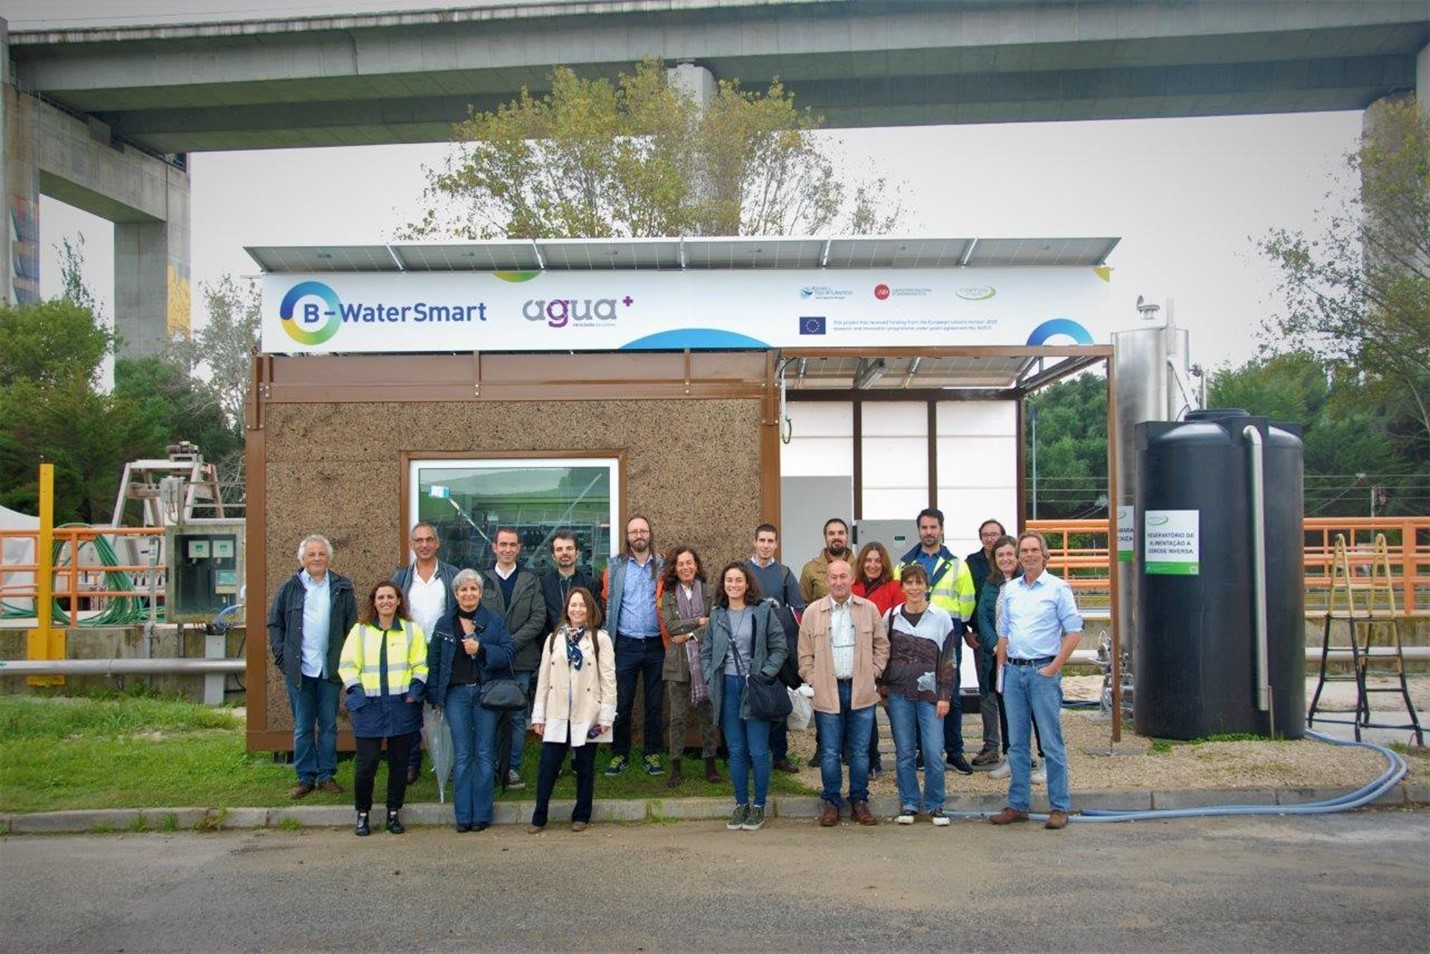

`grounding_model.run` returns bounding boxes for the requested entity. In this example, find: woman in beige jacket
[527,586,616,832]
